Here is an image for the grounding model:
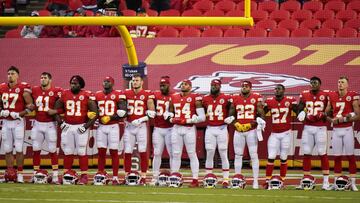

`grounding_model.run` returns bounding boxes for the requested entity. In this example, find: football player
[95,76,127,185]
[325,76,360,191]
[49,75,98,185]
[297,76,331,190]
[151,76,173,185]
[128,8,156,38]
[31,72,62,183]
[263,84,297,188]
[122,73,156,185]
[228,81,265,189]
[168,79,206,188]
[202,79,231,188]
[0,66,34,183]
